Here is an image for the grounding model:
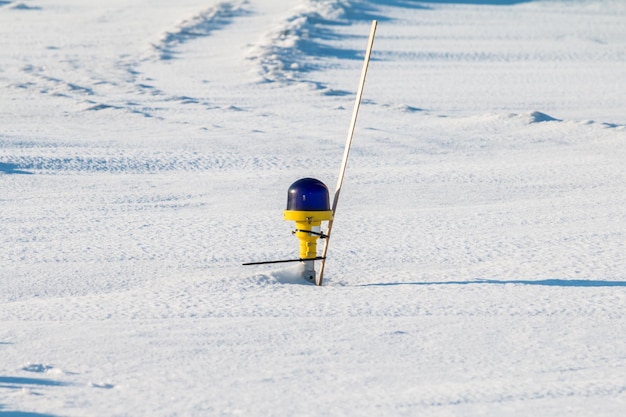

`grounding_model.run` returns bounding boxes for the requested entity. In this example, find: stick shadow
[358,279,626,287]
